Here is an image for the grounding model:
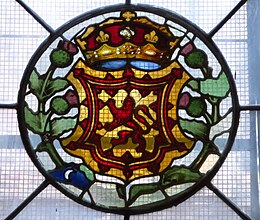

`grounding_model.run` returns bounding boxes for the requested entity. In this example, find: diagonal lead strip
[207,182,251,220]
[208,0,248,38]
[16,0,55,34]
[5,179,50,220]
